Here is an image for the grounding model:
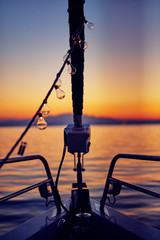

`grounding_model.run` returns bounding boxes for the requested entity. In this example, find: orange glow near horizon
[1,97,160,120]
[1,69,160,121]
[1,66,160,120]
[1,1,160,121]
